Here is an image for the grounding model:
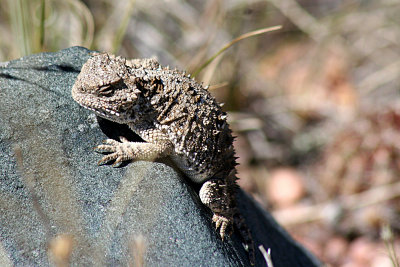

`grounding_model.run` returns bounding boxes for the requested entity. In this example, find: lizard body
[72,52,255,264]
